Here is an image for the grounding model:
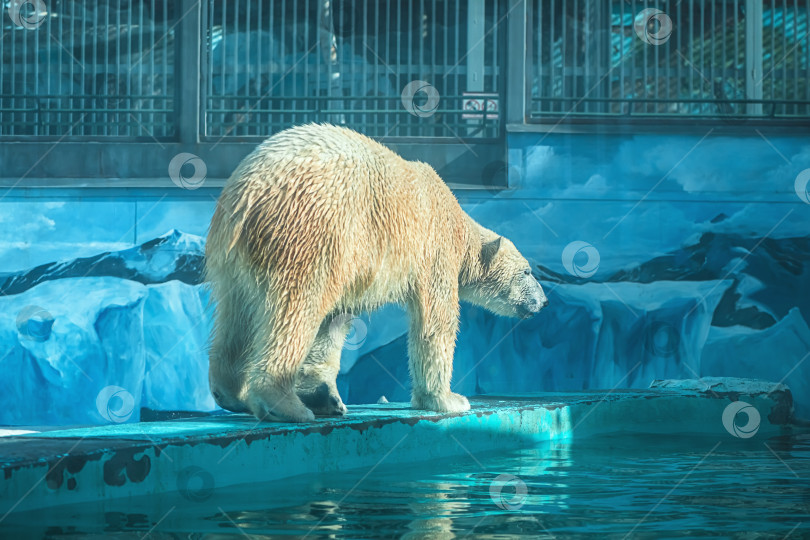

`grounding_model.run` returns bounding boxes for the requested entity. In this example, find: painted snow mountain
[0,229,205,296]
[536,232,810,331]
